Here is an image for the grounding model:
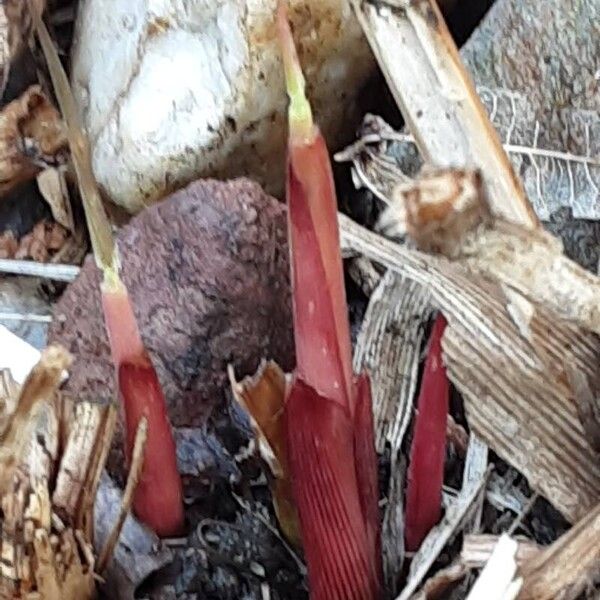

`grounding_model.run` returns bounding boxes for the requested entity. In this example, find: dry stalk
[349,0,537,228]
